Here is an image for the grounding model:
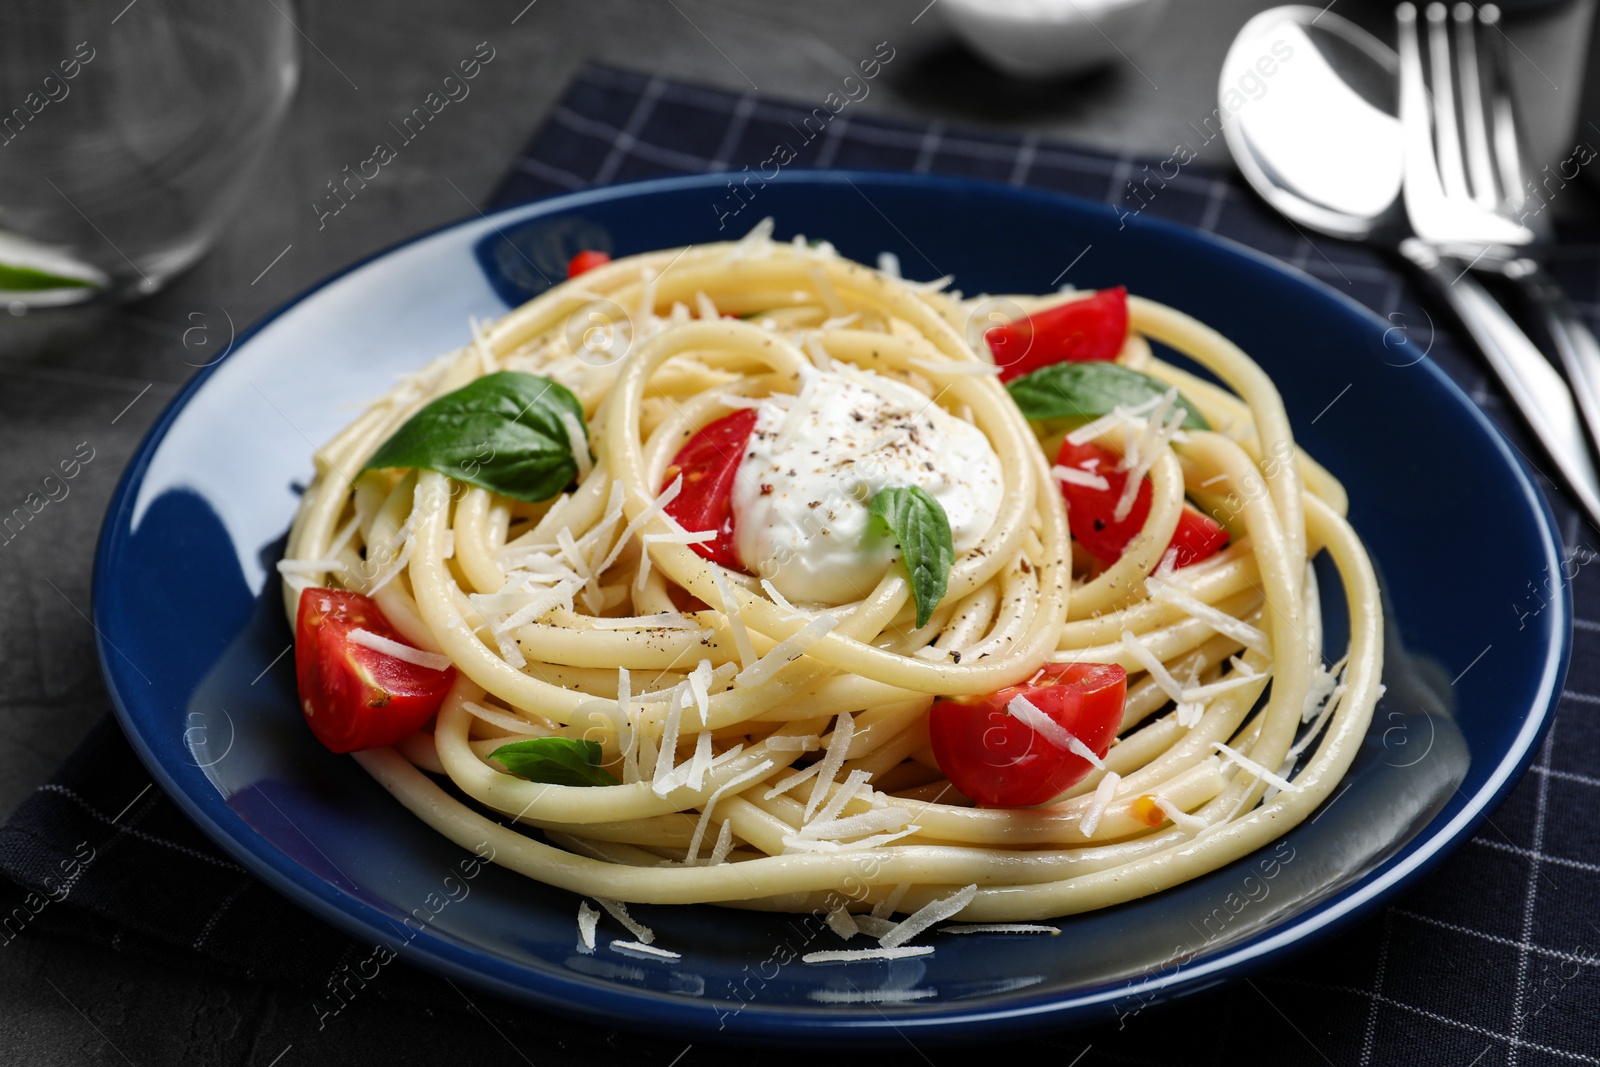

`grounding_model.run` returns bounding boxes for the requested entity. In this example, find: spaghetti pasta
[279,224,1382,923]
